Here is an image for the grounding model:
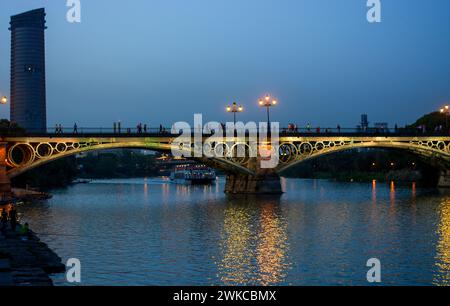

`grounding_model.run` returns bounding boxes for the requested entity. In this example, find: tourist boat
[170,164,216,185]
